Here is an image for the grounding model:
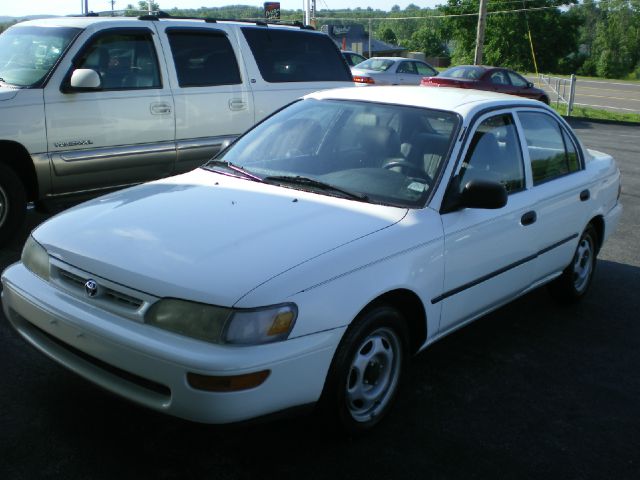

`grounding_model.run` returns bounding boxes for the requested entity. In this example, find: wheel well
[0,141,39,202]
[589,215,605,253]
[368,289,427,354]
